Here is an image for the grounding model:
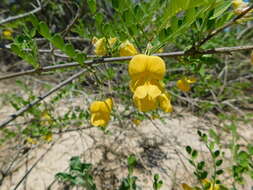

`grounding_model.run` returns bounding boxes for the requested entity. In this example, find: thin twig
[0,68,89,129]
[13,141,56,190]
[0,0,41,25]
[197,3,253,47]
[1,45,253,81]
